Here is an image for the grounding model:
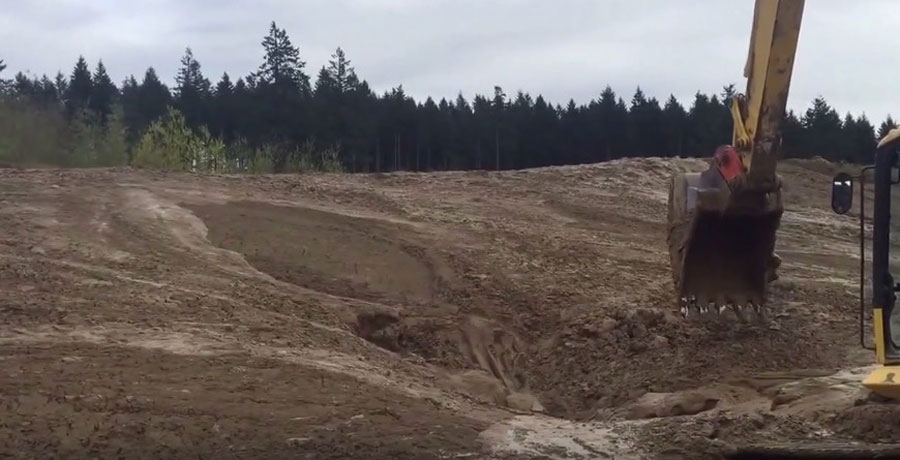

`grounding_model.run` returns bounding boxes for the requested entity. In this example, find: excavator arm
[666,0,804,318]
[732,0,805,186]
